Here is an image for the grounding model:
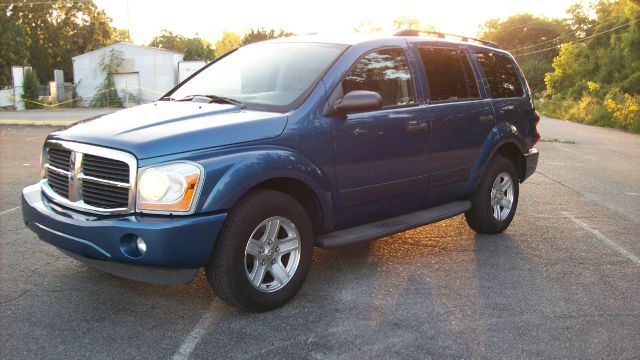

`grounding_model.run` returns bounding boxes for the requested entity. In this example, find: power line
[509,18,620,53]
[508,28,578,52]
[482,19,542,33]
[514,18,640,57]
